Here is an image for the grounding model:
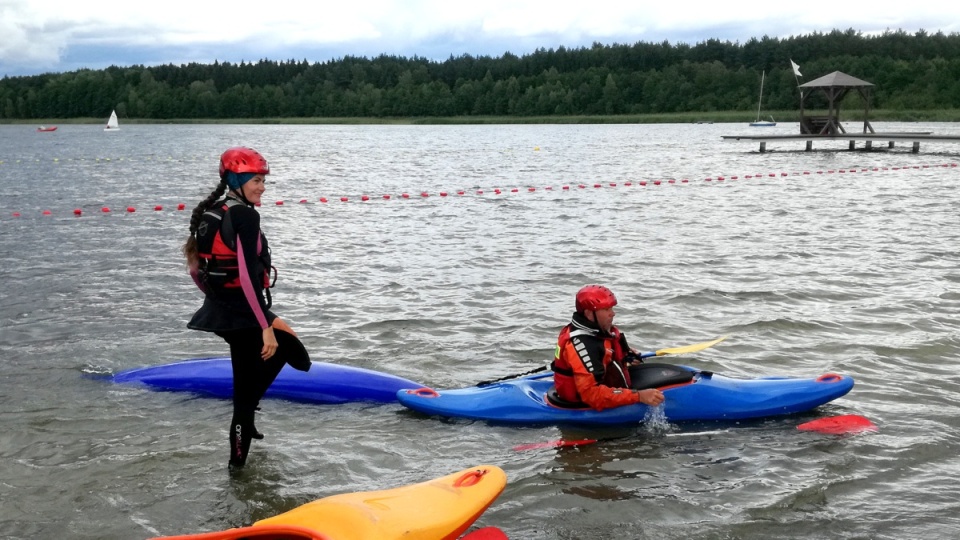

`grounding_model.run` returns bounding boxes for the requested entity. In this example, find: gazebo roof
[799,71,874,88]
